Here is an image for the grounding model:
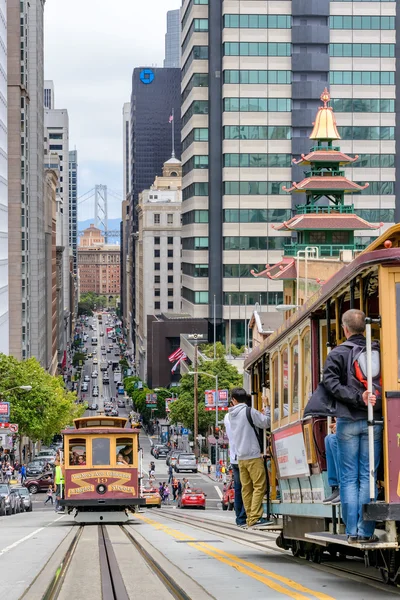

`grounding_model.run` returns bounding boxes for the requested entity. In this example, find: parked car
[0,483,22,514]
[175,453,198,473]
[26,460,46,477]
[166,450,181,467]
[12,486,33,512]
[24,473,54,494]
[178,488,206,510]
[151,444,165,458]
[142,485,161,508]
[222,479,235,511]
[154,446,169,459]
[0,494,6,516]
